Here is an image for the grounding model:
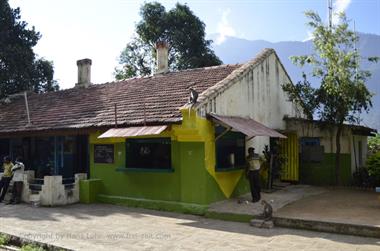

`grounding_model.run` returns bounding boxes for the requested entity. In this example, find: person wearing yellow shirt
[245,147,265,203]
[0,156,14,202]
